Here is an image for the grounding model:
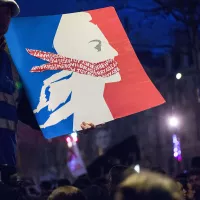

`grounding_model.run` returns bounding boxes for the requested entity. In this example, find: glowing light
[71,132,77,138]
[177,155,182,162]
[71,132,78,142]
[168,116,179,128]
[67,141,73,148]
[15,81,22,89]
[174,152,178,157]
[172,134,182,162]
[176,73,182,80]
[134,164,140,173]
[66,137,71,143]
